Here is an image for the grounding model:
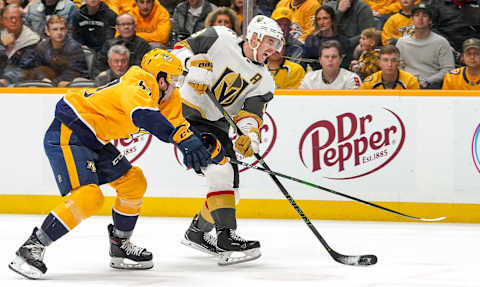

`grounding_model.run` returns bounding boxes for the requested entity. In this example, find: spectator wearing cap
[396,2,454,89]
[130,0,171,48]
[95,44,130,86]
[72,0,118,52]
[275,0,320,42]
[24,0,79,37]
[361,45,419,89]
[171,0,217,45]
[302,6,352,70]
[271,7,304,65]
[93,13,151,76]
[442,38,480,90]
